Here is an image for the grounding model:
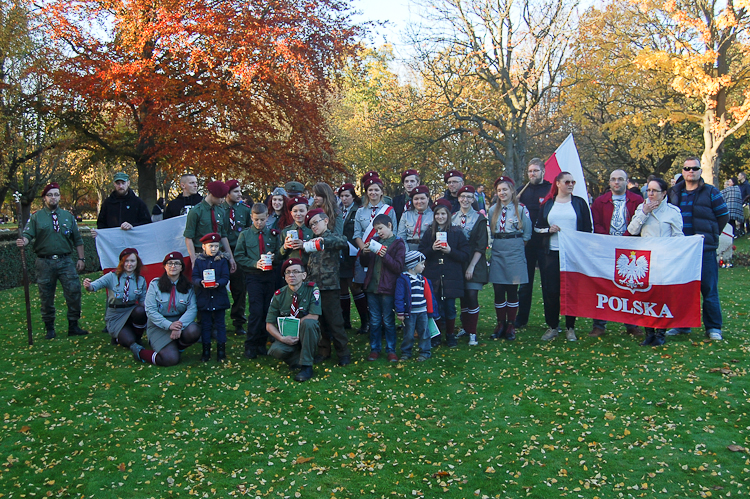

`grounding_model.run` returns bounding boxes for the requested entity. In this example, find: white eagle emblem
[616,251,649,291]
